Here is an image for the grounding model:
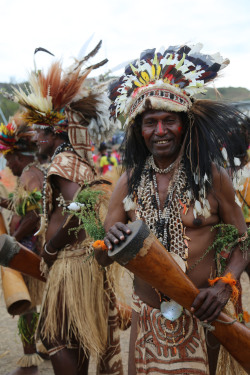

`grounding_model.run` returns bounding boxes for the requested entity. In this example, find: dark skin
[4,153,43,244]
[2,153,44,375]
[96,110,249,375]
[33,129,89,375]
